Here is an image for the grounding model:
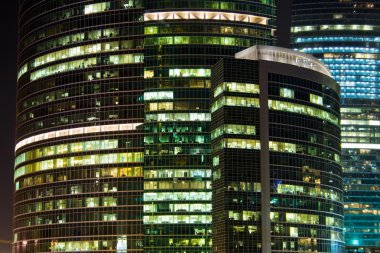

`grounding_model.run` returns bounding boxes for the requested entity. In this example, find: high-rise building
[15,1,276,253]
[211,46,343,253]
[291,1,380,252]
[15,1,145,252]
[141,1,276,252]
